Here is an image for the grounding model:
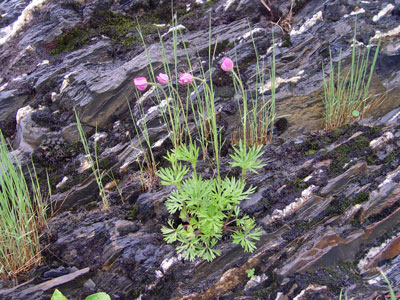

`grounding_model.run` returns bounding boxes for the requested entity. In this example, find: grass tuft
[322,23,380,130]
[75,111,109,211]
[0,131,48,279]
